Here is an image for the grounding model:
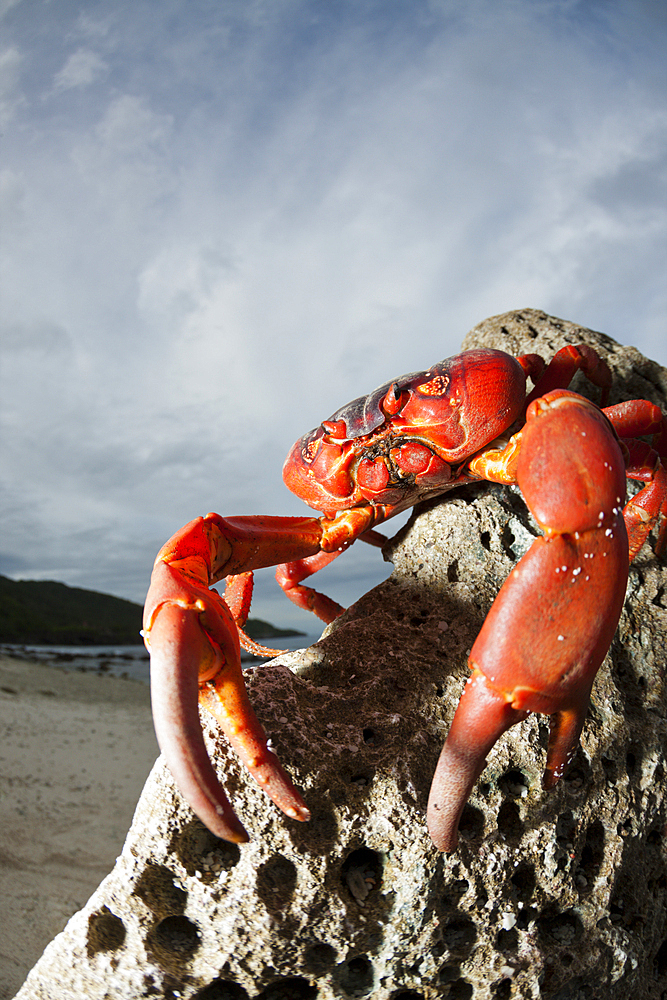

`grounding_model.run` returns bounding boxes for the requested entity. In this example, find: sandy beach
[0,654,159,999]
